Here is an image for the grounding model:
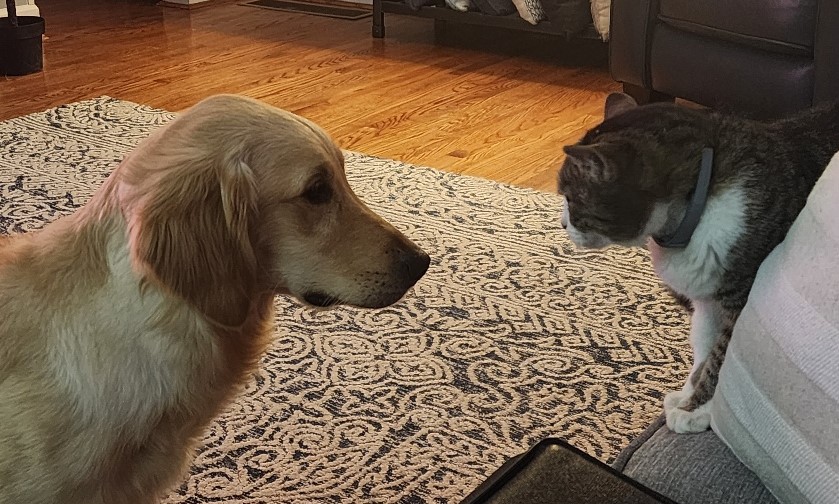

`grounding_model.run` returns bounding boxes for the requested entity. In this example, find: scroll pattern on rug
[0,97,691,503]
